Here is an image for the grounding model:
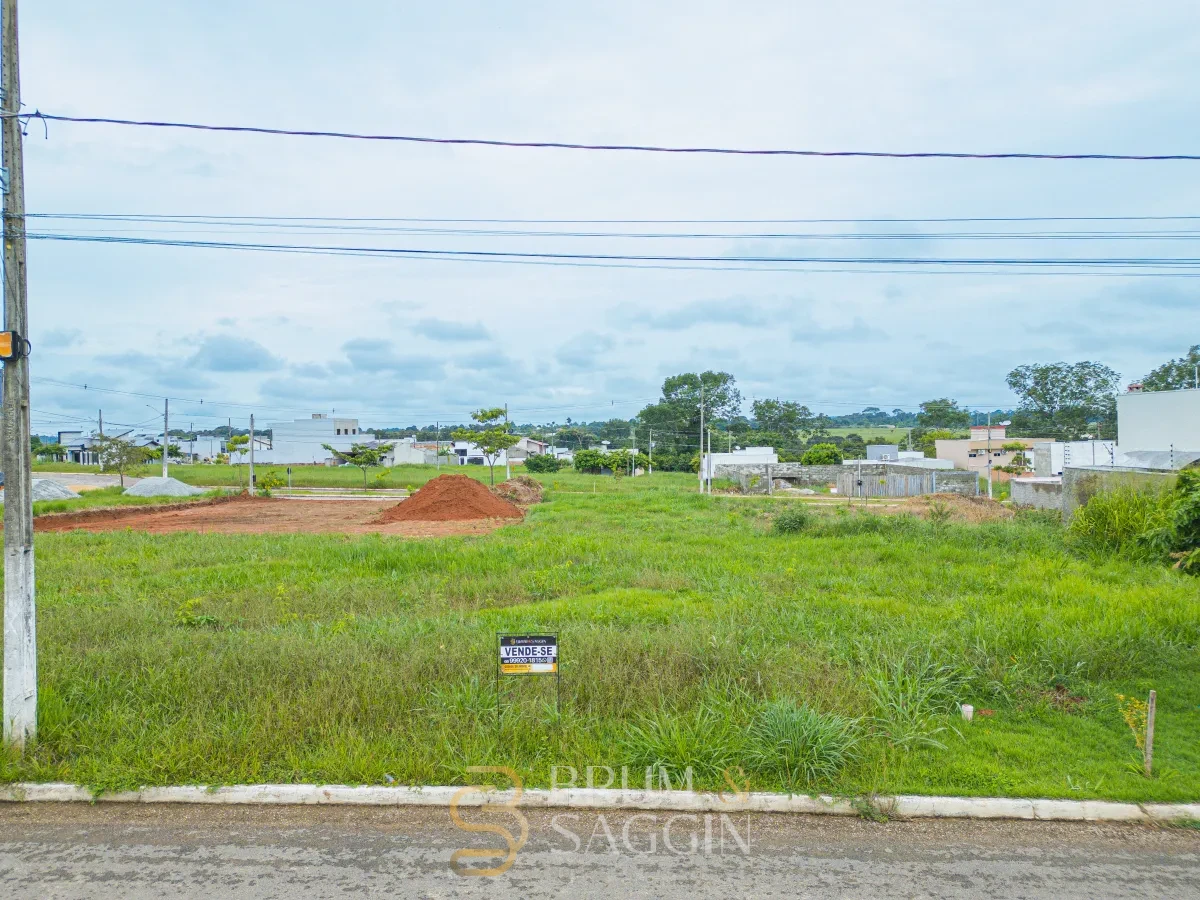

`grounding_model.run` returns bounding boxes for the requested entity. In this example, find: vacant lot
[2,472,1197,803]
[34,495,509,538]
